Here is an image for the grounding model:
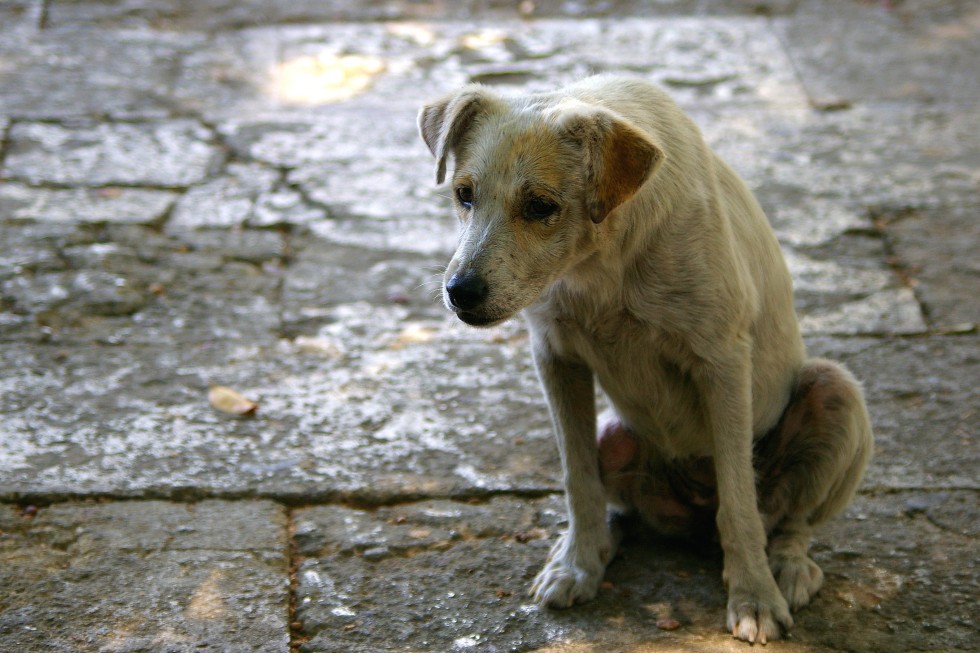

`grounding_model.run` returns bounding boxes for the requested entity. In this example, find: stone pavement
[0,1,977,651]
